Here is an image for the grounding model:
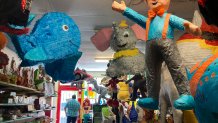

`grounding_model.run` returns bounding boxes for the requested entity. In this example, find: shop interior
[0,0,217,123]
